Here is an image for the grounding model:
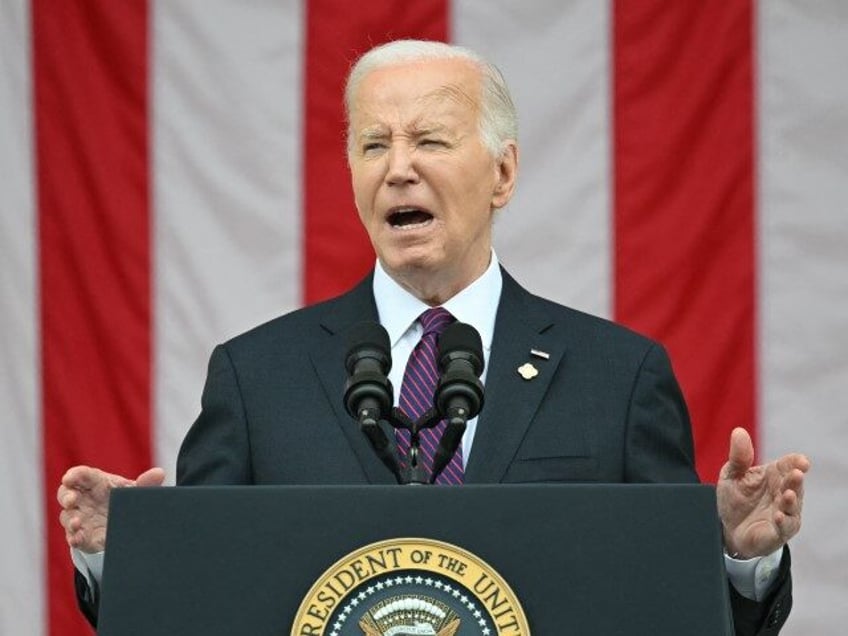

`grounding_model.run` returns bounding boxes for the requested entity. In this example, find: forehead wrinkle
[352,77,480,141]
[417,82,479,113]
